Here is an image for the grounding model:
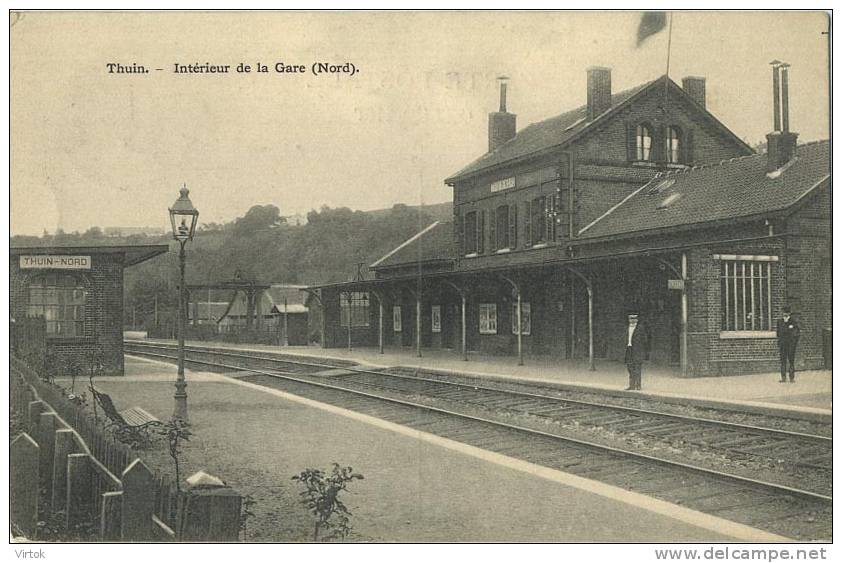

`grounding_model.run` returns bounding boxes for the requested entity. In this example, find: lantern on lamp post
[169,184,199,422]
